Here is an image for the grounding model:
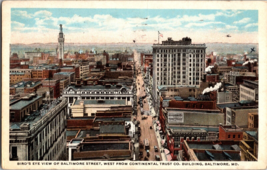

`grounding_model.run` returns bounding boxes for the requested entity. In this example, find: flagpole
[158,31,159,44]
